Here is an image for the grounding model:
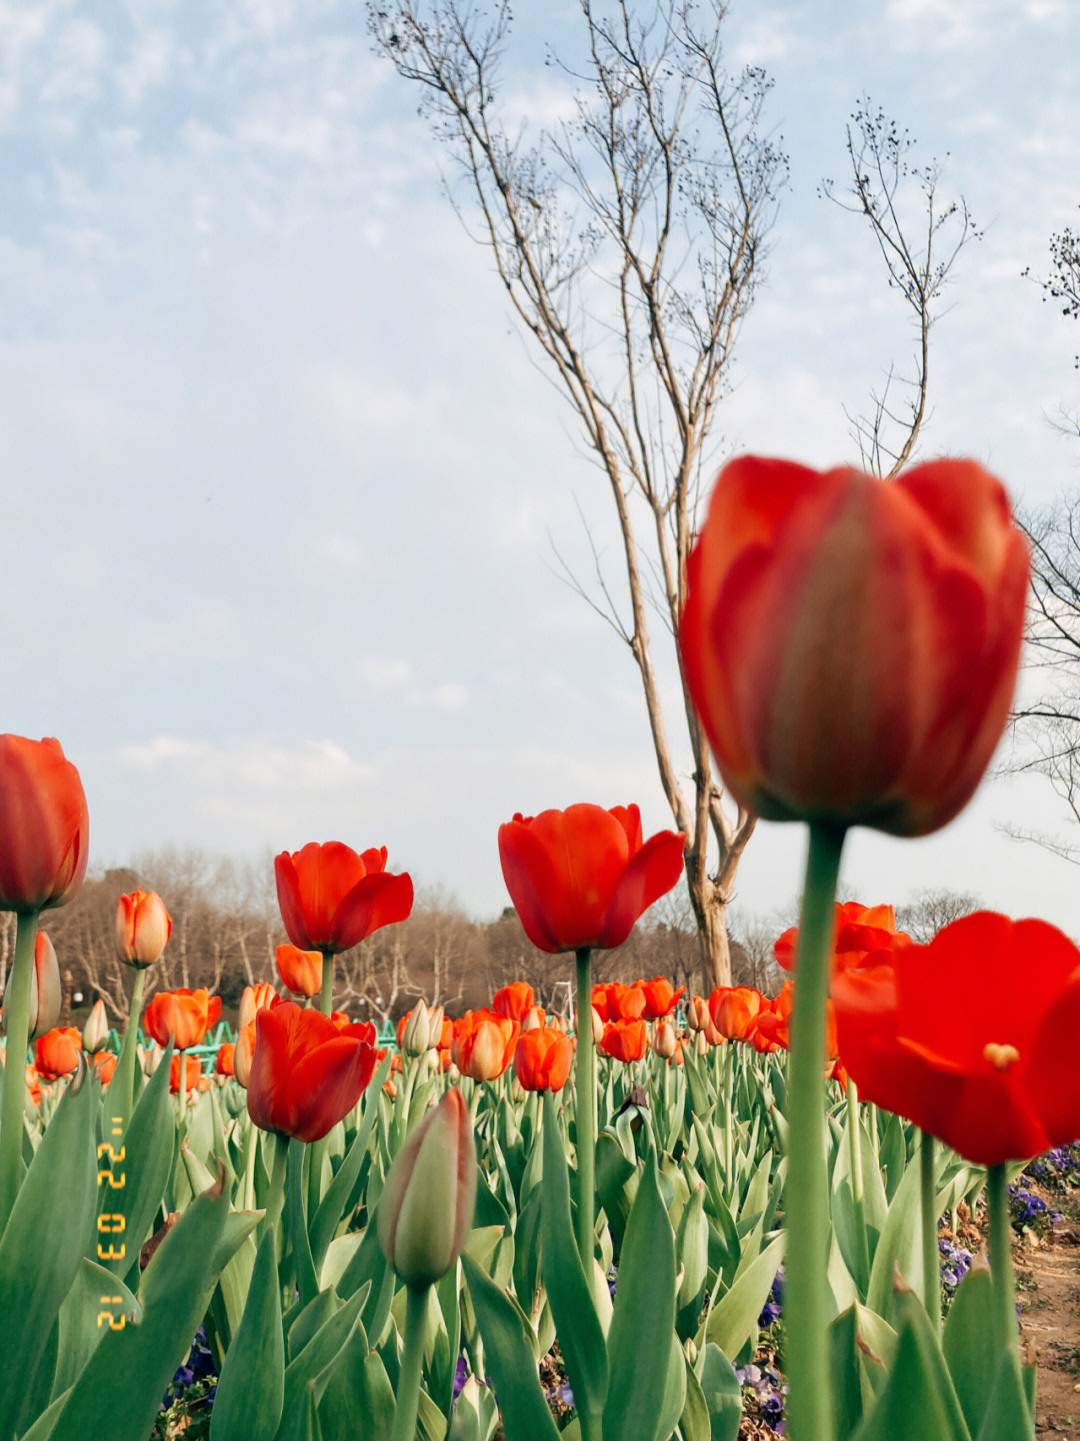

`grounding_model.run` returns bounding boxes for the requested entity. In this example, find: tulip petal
[330,870,414,951]
[274,852,312,950]
[1022,967,1080,1150]
[285,1038,375,1142]
[598,829,685,949]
